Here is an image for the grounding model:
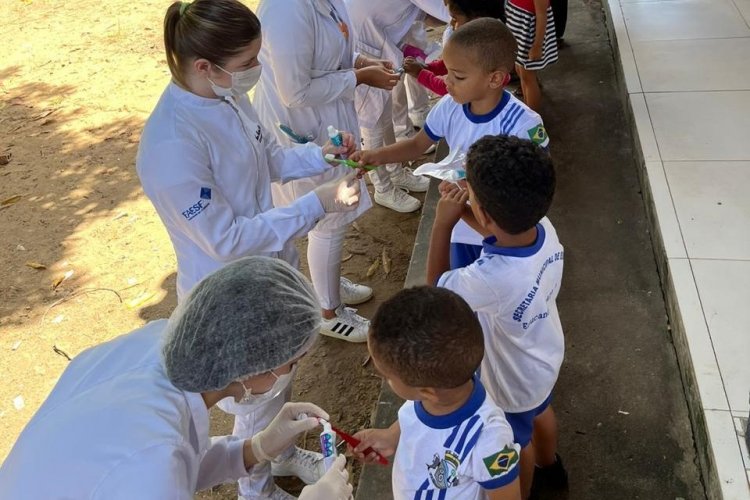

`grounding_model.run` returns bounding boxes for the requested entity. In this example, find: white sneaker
[320,305,370,343]
[340,277,373,305]
[374,187,421,213]
[390,167,430,193]
[271,447,325,485]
